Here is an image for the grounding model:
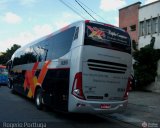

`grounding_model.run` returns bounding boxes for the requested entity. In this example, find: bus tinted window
[47,27,76,59]
[13,27,76,66]
[13,49,37,66]
[31,42,49,62]
[85,23,131,54]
